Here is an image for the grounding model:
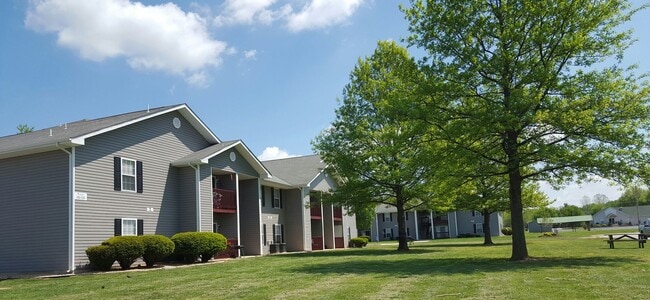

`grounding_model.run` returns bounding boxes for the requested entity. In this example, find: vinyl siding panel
[74,111,210,268]
[207,149,258,178]
[0,150,69,275]
[199,165,212,232]
[177,166,197,232]
[239,179,261,255]
[283,189,305,252]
